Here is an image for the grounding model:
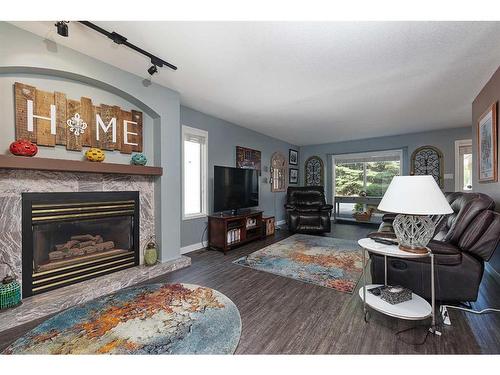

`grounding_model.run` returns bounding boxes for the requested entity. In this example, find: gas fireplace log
[78,240,96,248]
[55,240,80,251]
[95,235,103,244]
[71,234,96,241]
[67,247,85,257]
[81,245,97,254]
[95,241,114,252]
